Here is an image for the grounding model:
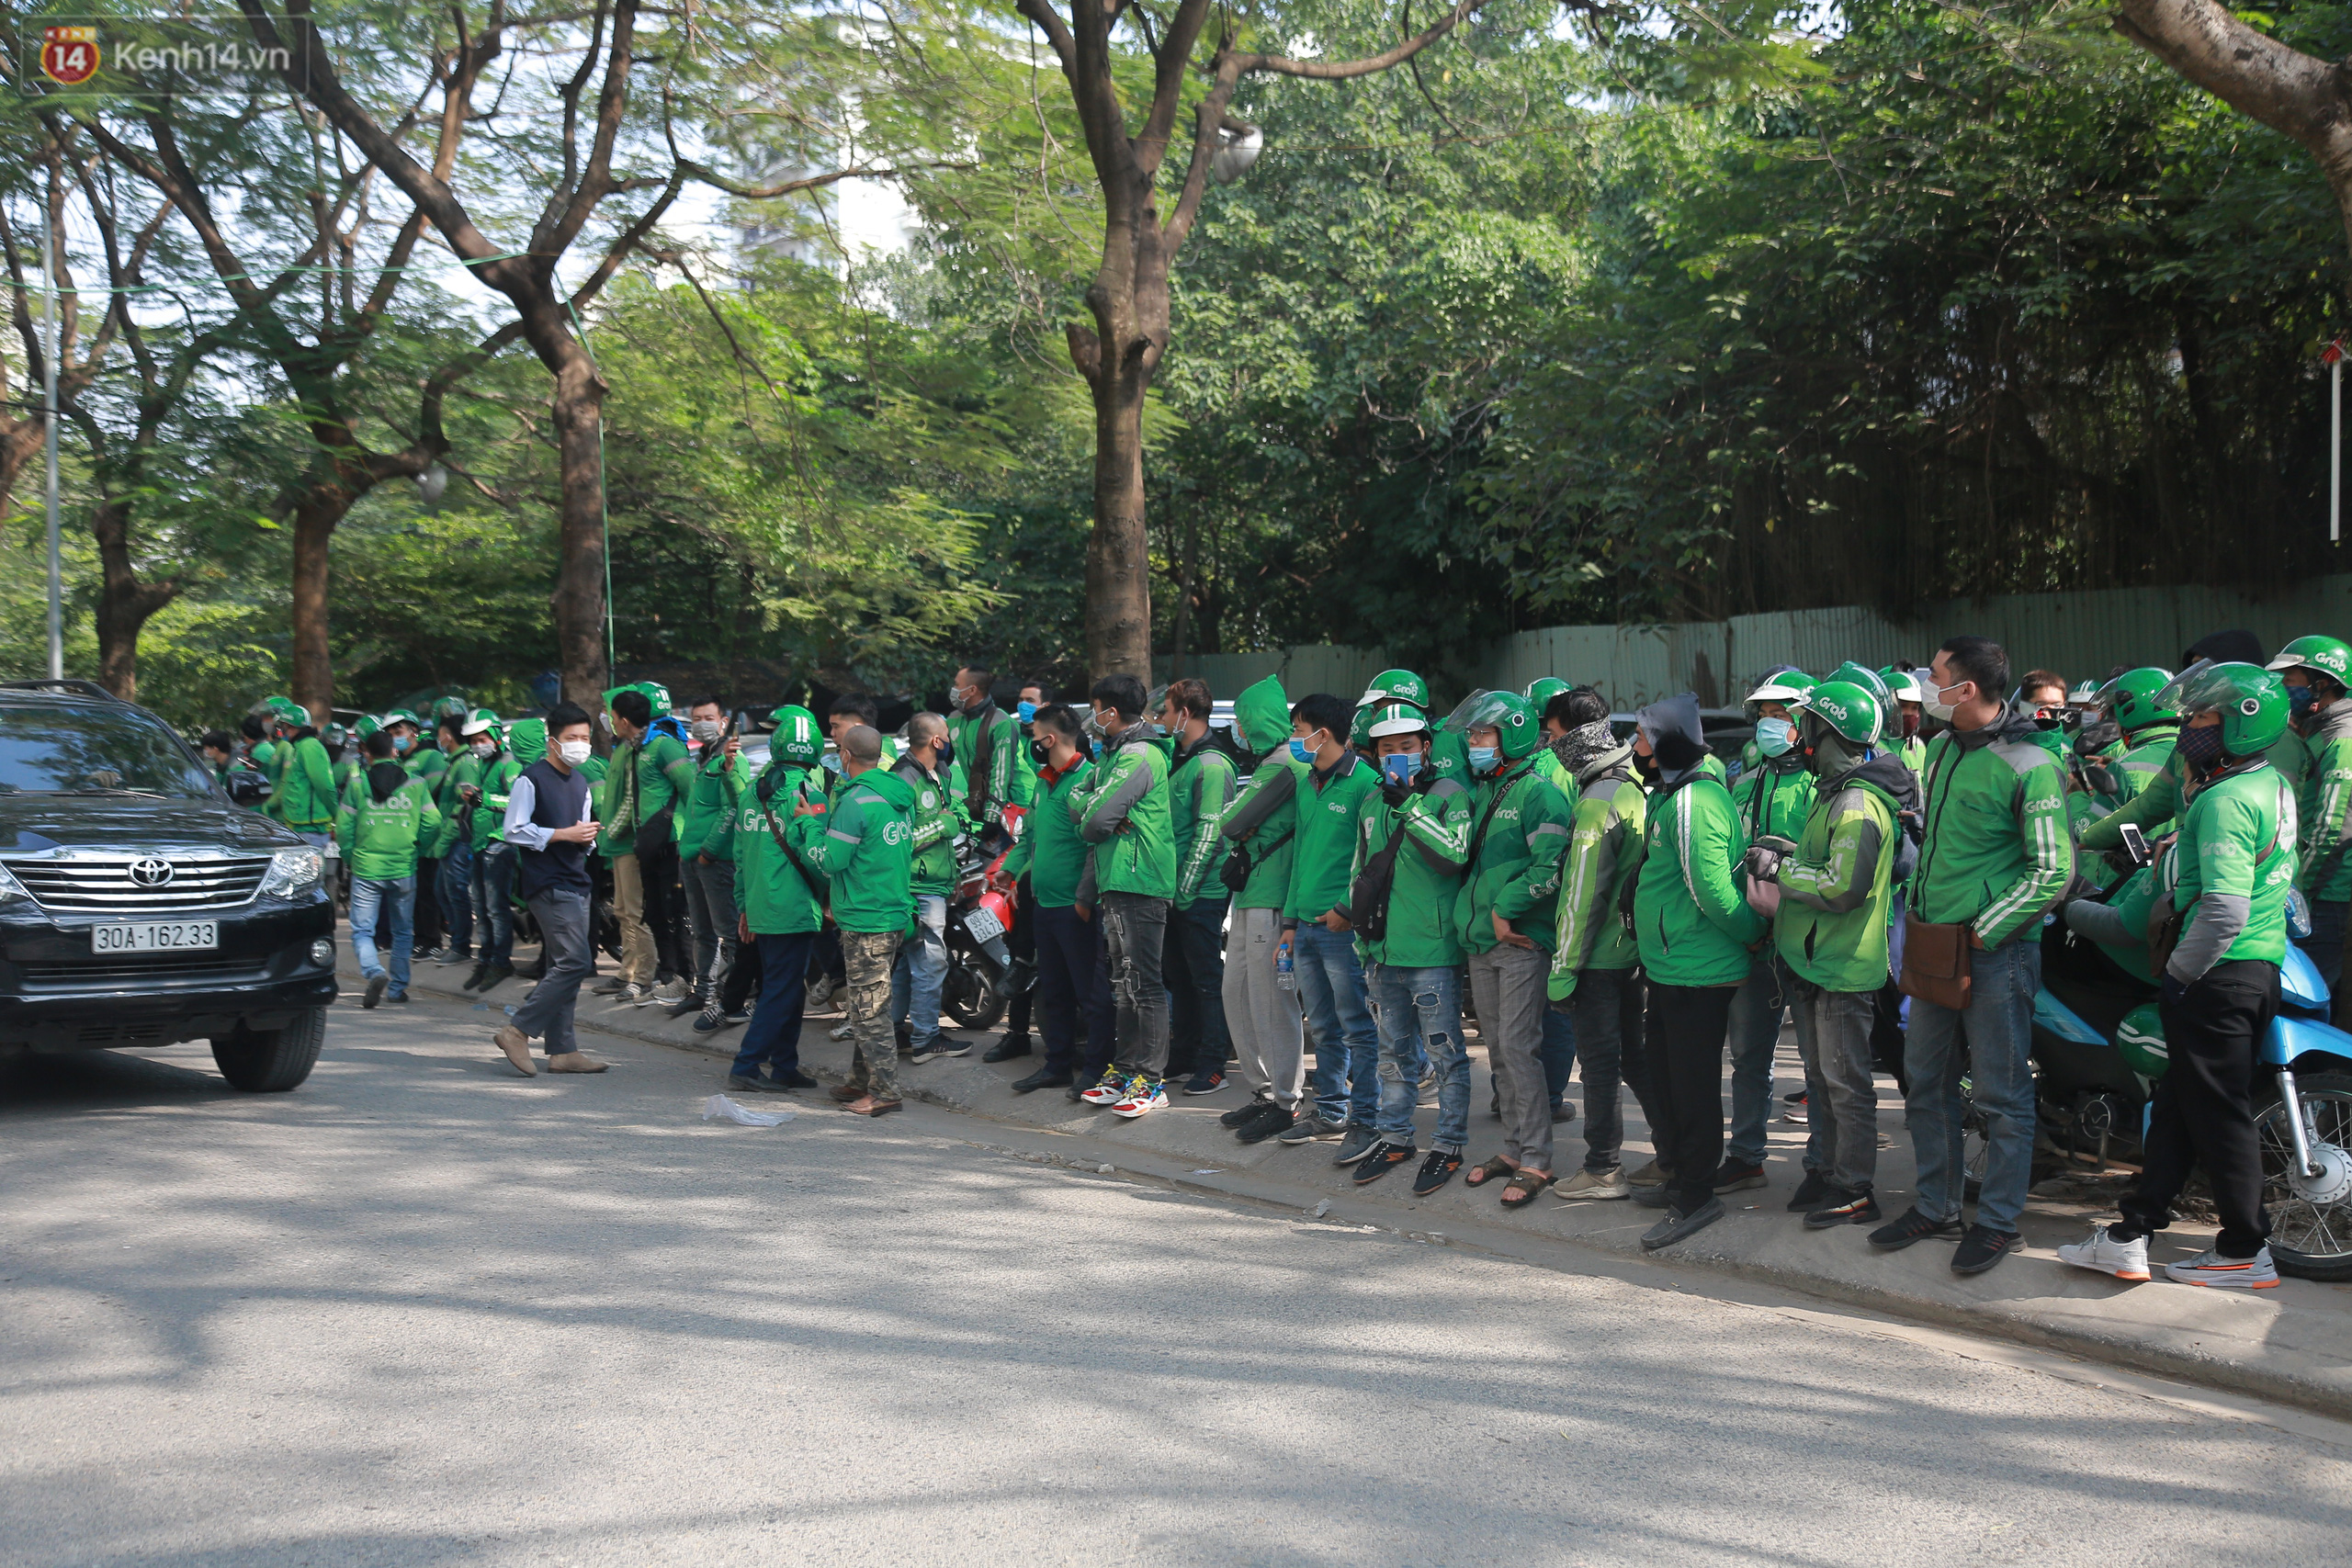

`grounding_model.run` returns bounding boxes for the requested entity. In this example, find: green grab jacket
[1774,759,1906,991]
[273,734,338,831]
[1731,757,1815,848]
[1002,755,1094,909]
[945,702,1031,828]
[893,755,967,897]
[1547,753,1646,998]
[1634,772,1765,987]
[1908,720,2072,946]
[733,761,827,936]
[1072,728,1176,900]
[2169,760,2298,978]
[1283,751,1381,927]
[426,751,482,857]
[1452,757,1574,956]
[474,753,524,852]
[796,763,916,936]
[2083,727,2306,853]
[334,763,444,880]
[1348,770,1472,968]
[1168,734,1239,908]
[2296,702,2352,902]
